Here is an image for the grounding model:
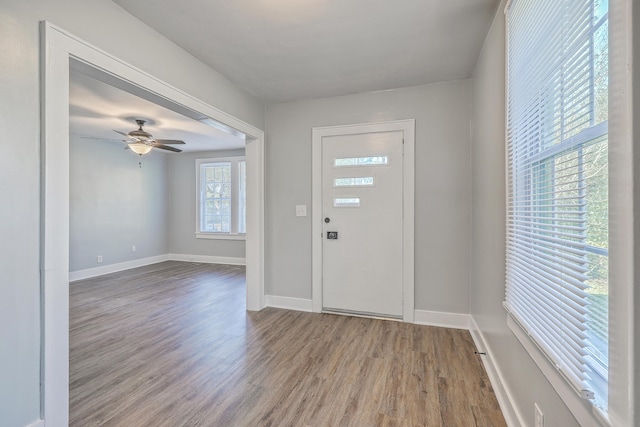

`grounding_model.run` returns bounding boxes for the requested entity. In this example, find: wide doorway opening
[41,22,264,425]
